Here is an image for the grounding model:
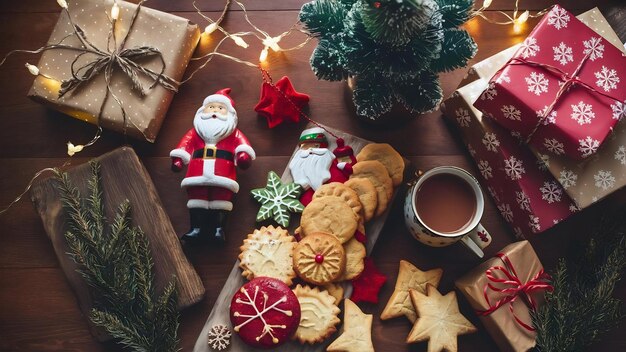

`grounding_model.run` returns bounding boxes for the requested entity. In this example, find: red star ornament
[350,257,387,304]
[254,76,310,128]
